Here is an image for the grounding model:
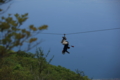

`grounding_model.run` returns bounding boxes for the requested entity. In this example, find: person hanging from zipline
[61,34,74,54]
